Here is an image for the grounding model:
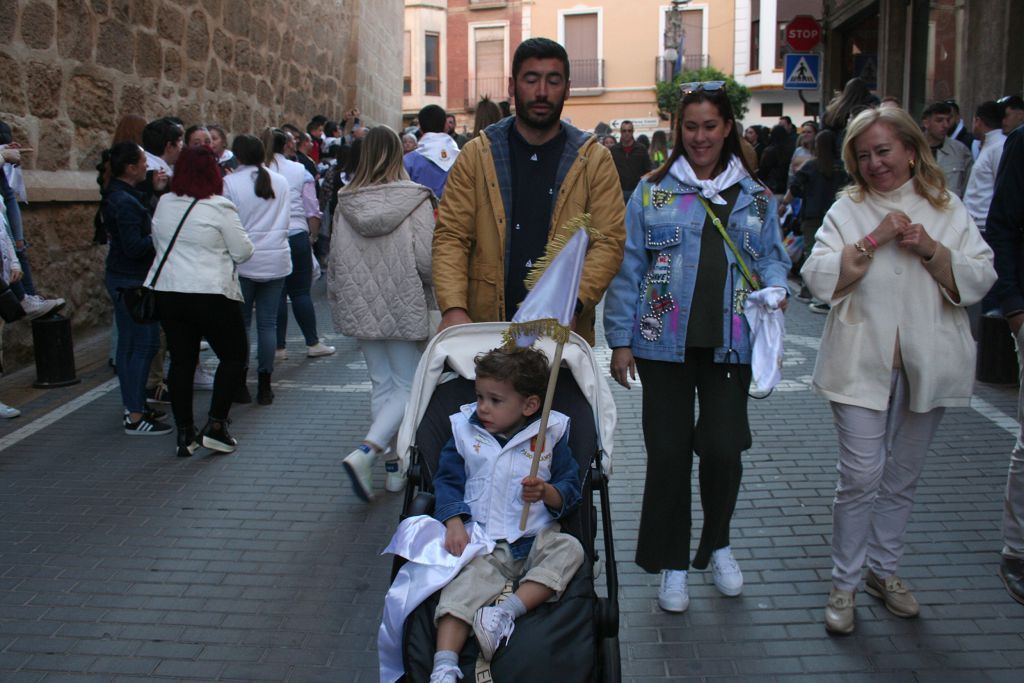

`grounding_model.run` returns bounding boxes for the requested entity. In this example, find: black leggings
[156,291,247,427]
[634,349,752,572]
